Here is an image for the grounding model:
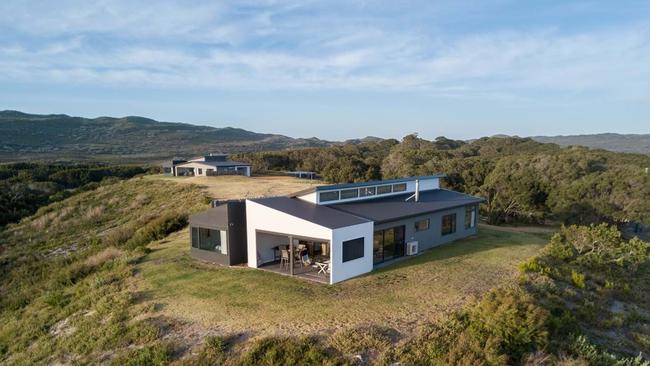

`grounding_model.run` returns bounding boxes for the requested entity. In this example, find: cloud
[0,0,649,101]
